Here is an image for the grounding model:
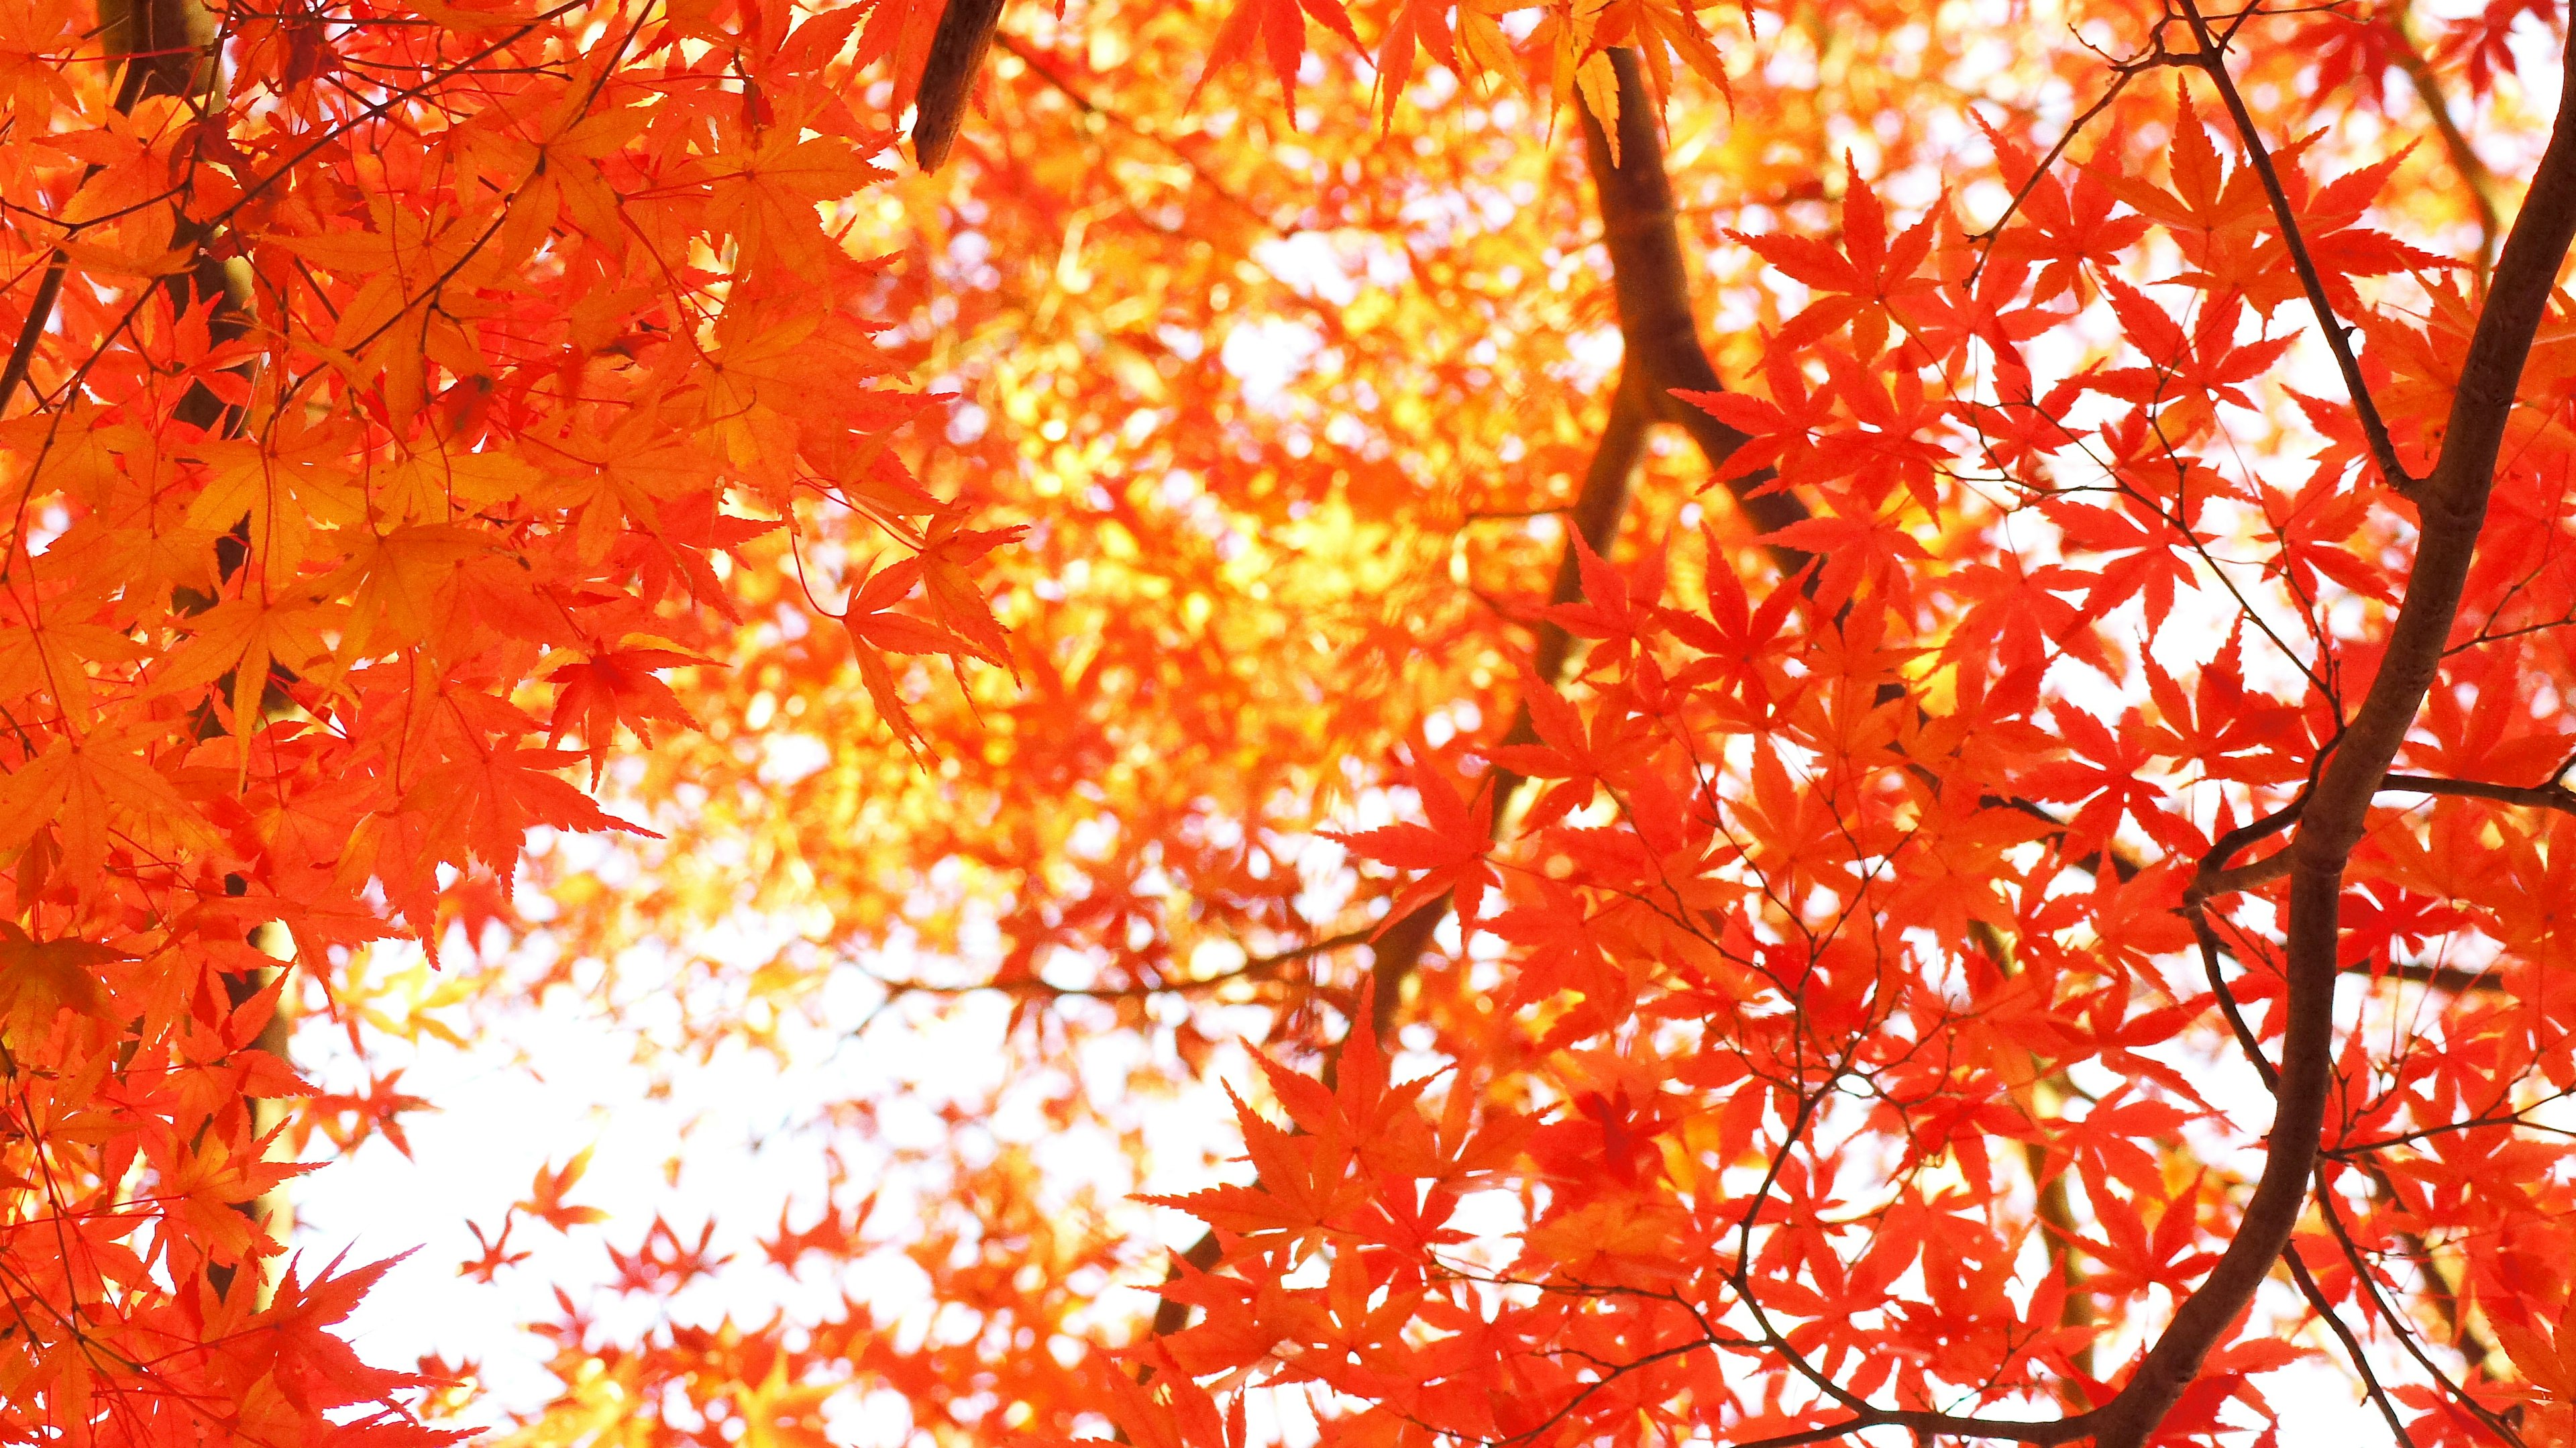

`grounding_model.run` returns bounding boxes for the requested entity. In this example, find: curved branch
[1579,49,1811,570]
[1149,26,2576,1439]
[2189,771,2576,907]
[2090,15,2576,1446]
[2380,773,2576,816]
[2284,1244,2420,1447]
[1152,46,1722,1345]
[1357,48,1789,1040]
